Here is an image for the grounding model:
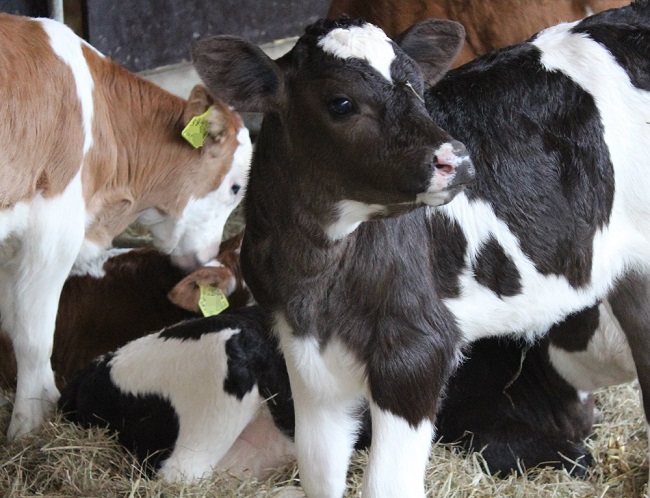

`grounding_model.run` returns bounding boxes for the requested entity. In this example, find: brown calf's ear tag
[182,107,213,148]
[198,284,230,316]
